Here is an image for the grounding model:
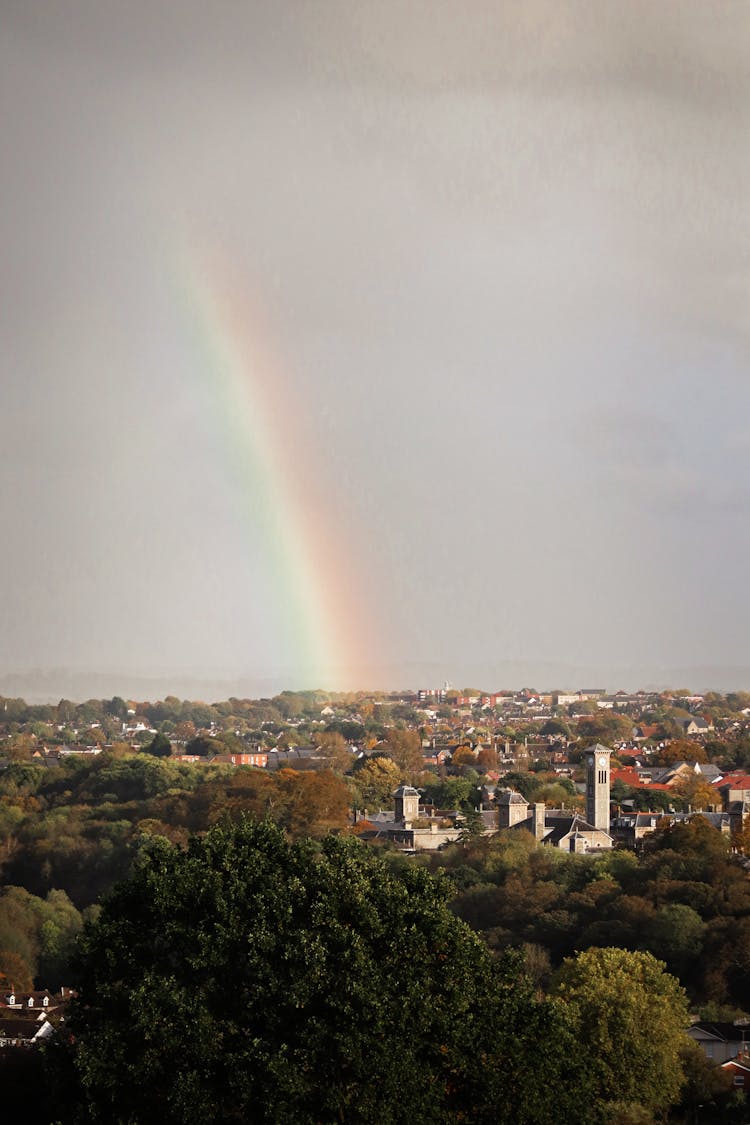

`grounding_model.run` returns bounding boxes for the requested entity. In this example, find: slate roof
[0,1015,54,1042]
[690,1021,750,1043]
[542,812,607,845]
[615,813,668,829]
[496,789,527,806]
[265,747,319,769]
